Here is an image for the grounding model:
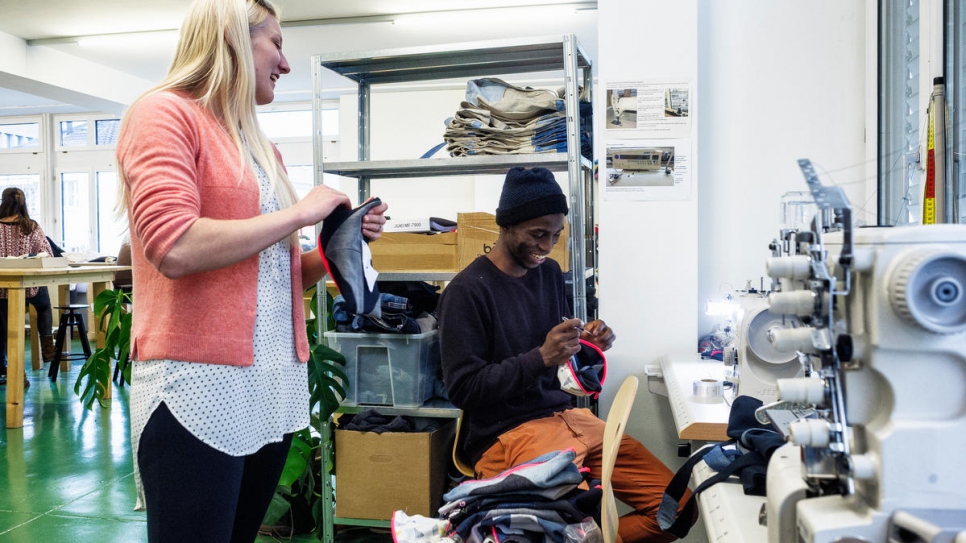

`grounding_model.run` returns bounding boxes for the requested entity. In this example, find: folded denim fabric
[318,198,383,319]
[465,78,564,120]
